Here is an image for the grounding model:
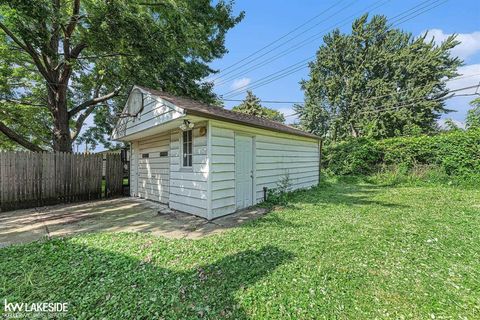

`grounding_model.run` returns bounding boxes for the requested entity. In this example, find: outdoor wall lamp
[179,119,195,131]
